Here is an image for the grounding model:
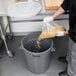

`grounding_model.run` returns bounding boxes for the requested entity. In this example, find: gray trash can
[21,32,55,74]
